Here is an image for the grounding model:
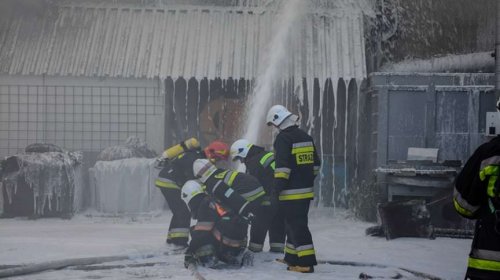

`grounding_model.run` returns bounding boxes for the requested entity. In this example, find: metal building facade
[0,0,369,159]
